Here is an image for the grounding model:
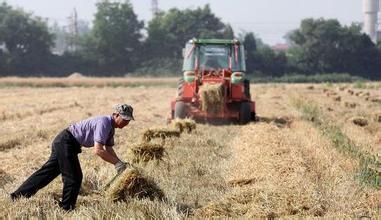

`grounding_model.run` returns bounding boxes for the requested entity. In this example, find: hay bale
[333,96,341,102]
[142,128,180,142]
[200,83,224,114]
[343,102,357,108]
[326,91,338,97]
[228,178,256,187]
[338,86,346,91]
[172,118,197,133]
[306,86,314,90]
[362,92,370,97]
[347,89,354,95]
[351,117,368,127]
[129,143,165,162]
[105,169,164,202]
[371,98,381,104]
[271,116,293,128]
